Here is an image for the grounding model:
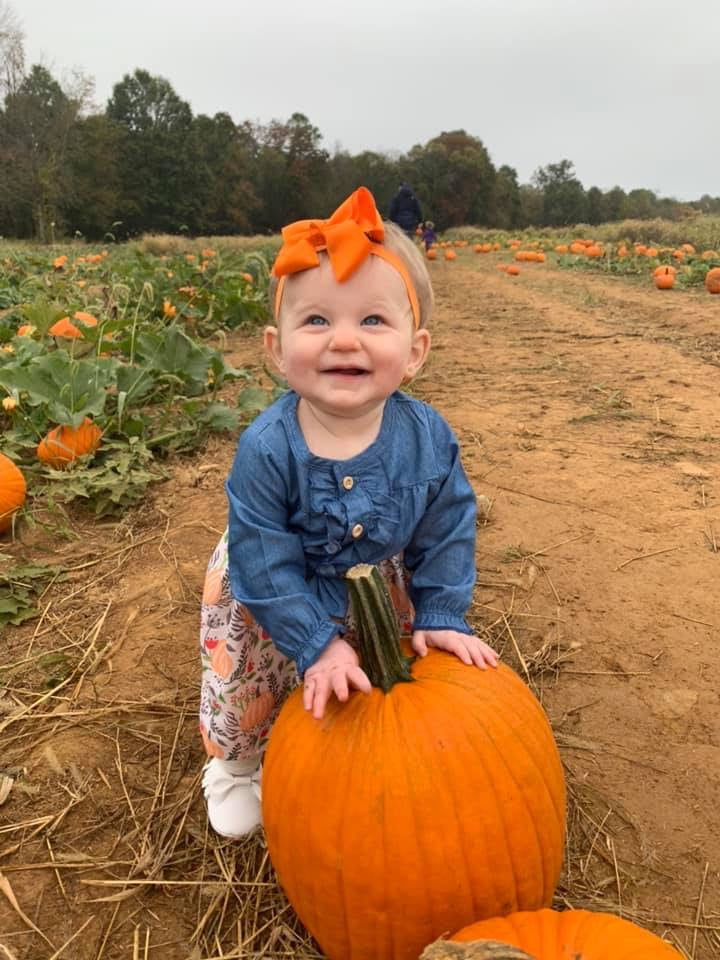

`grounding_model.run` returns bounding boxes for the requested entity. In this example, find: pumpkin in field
[506,265,520,276]
[421,907,683,959]
[0,452,26,533]
[49,313,97,356]
[37,417,102,468]
[427,249,437,260]
[704,266,720,294]
[445,249,457,260]
[262,564,566,960]
[653,265,676,290]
